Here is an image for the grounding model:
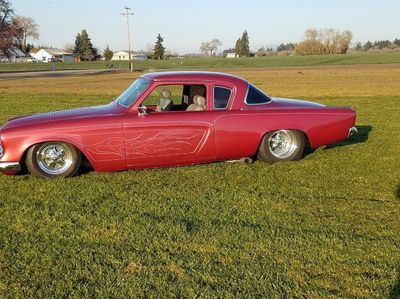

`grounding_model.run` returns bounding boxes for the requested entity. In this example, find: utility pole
[121,6,134,72]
